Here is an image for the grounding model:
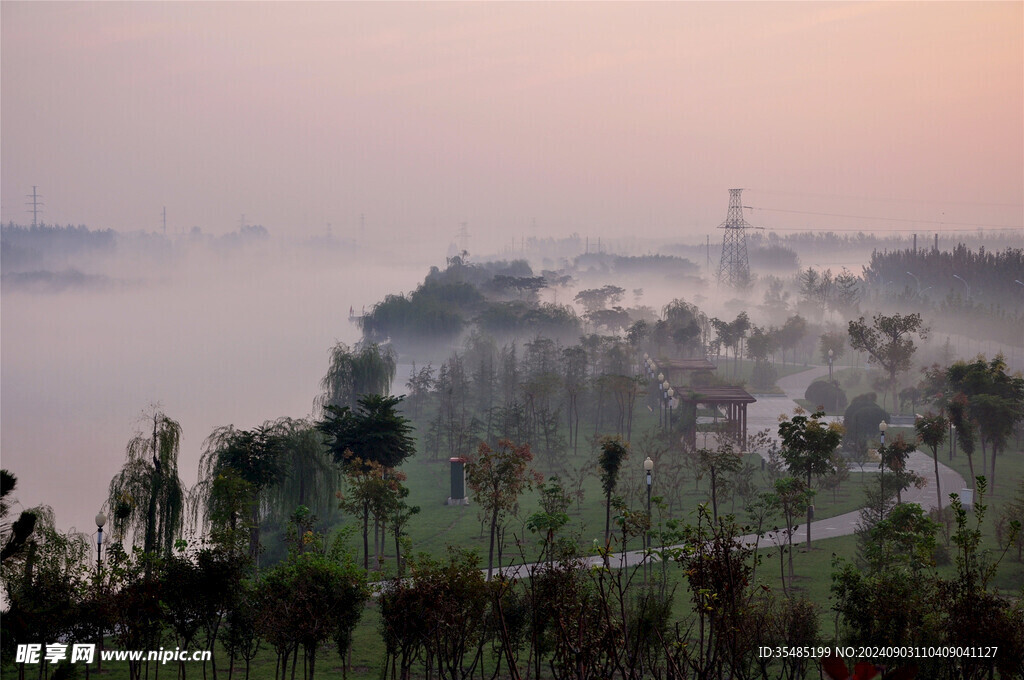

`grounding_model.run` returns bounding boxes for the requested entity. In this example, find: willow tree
[107,408,186,558]
[270,418,337,520]
[196,421,286,565]
[316,342,397,414]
